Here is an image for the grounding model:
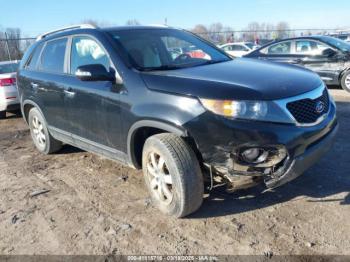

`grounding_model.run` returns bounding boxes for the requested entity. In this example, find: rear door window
[295,40,328,55]
[0,63,19,74]
[40,38,67,74]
